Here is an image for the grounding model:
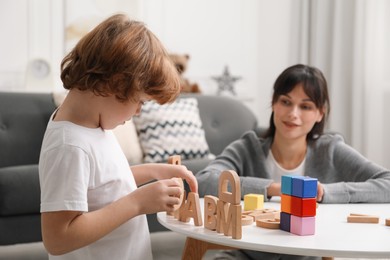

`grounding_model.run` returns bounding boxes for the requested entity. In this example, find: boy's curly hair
[61,14,180,104]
